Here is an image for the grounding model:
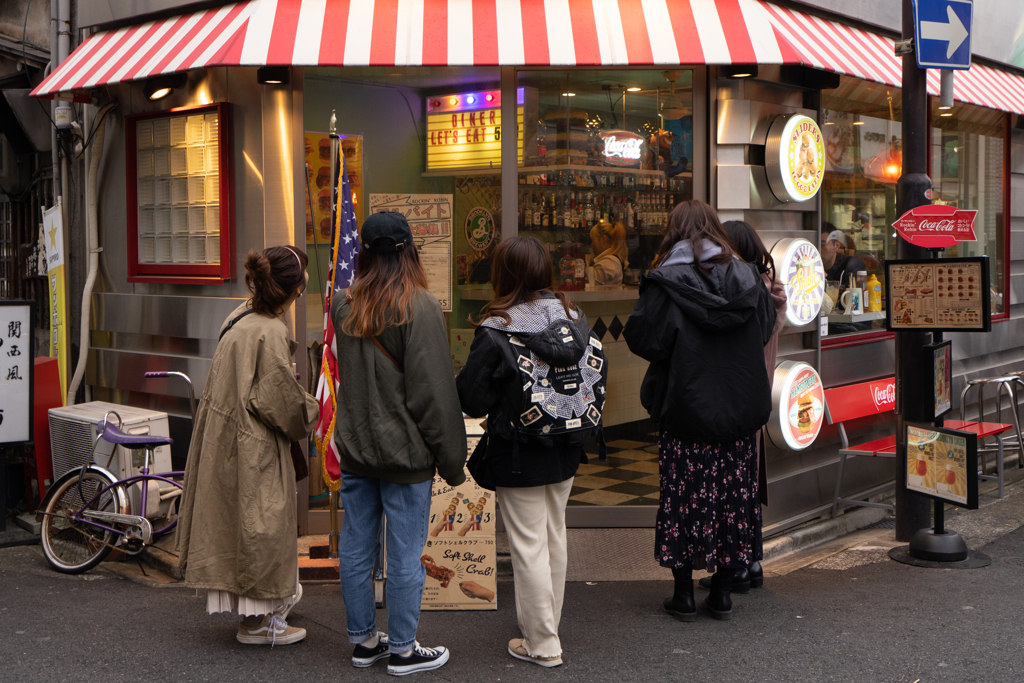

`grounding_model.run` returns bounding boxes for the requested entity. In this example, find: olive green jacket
[176,302,318,599]
[332,290,467,486]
